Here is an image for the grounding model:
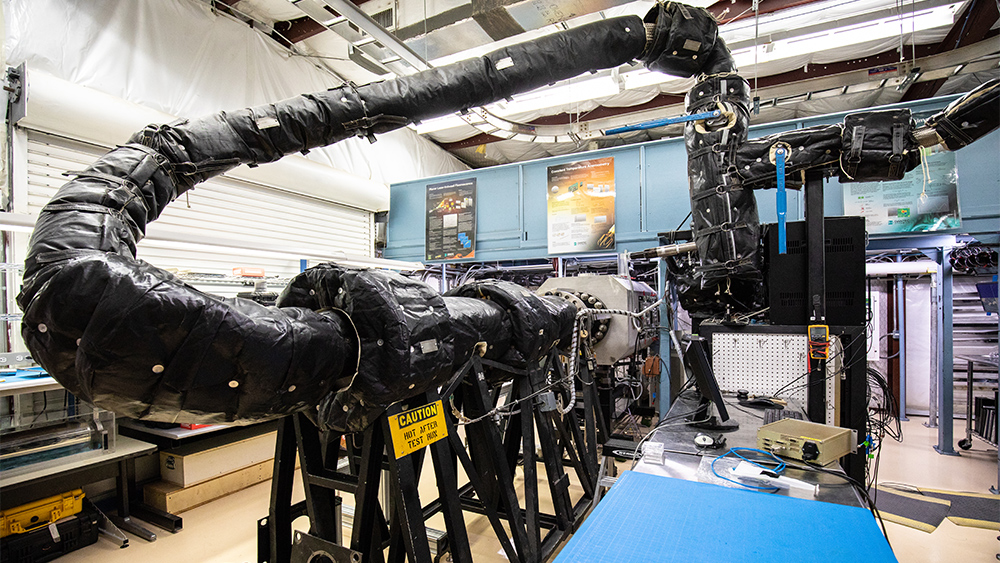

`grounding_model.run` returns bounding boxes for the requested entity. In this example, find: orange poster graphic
[546,157,615,254]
